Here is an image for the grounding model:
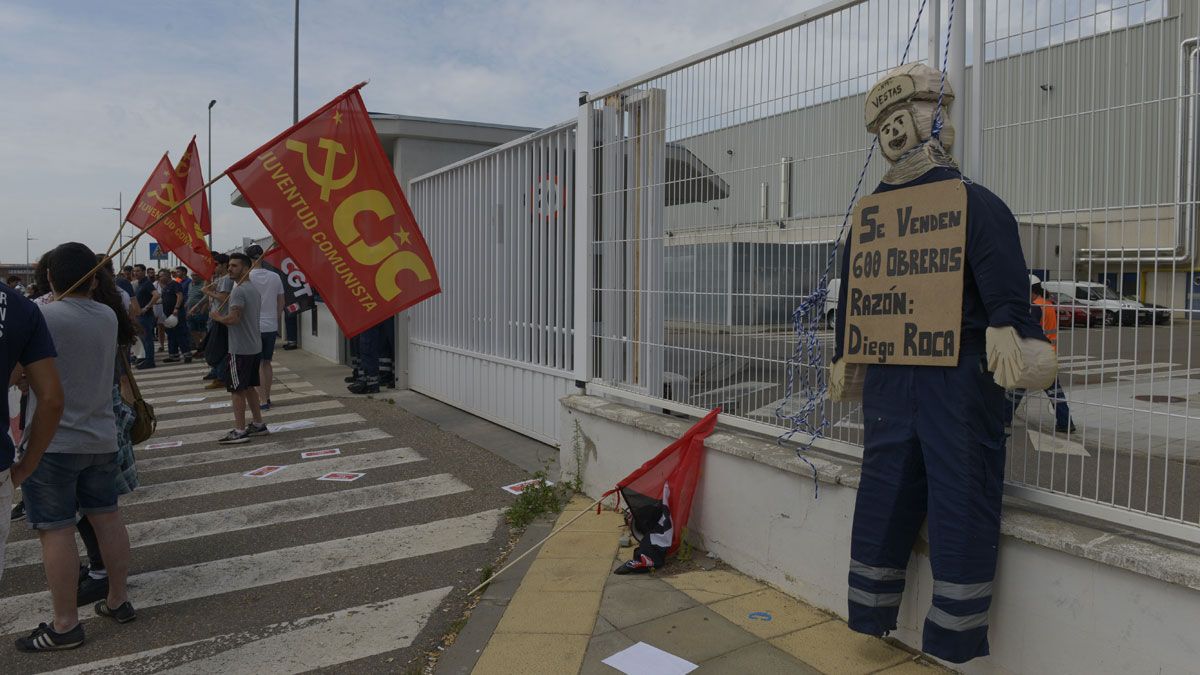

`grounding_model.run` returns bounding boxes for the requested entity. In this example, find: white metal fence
[407,0,1200,541]
[574,0,1200,542]
[408,122,578,445]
